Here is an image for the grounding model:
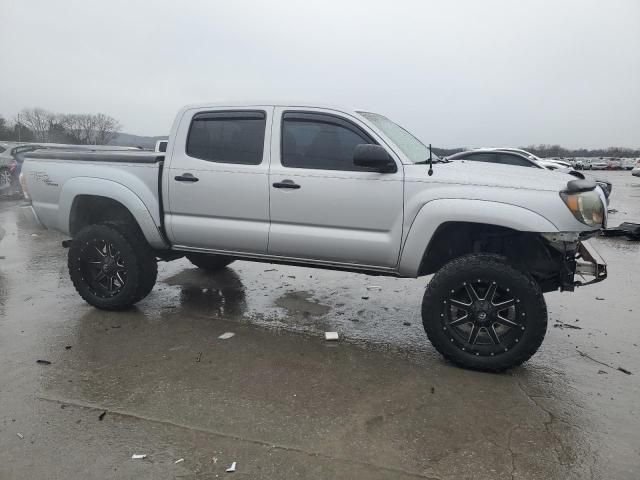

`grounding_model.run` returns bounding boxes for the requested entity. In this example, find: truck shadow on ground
[159,267,247,318]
